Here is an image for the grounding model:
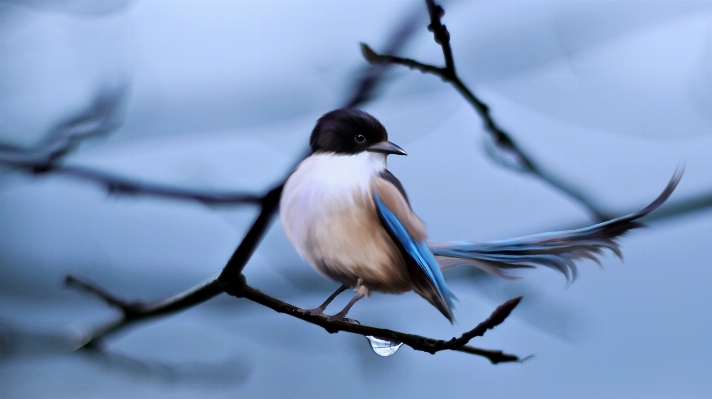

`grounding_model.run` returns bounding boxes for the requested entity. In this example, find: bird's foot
[295,307,327,317]
[325,313,359,324]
